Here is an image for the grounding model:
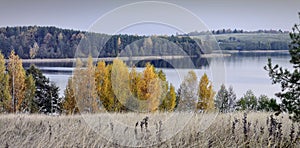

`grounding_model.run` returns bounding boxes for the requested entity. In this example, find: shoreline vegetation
[5,49,286,63]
